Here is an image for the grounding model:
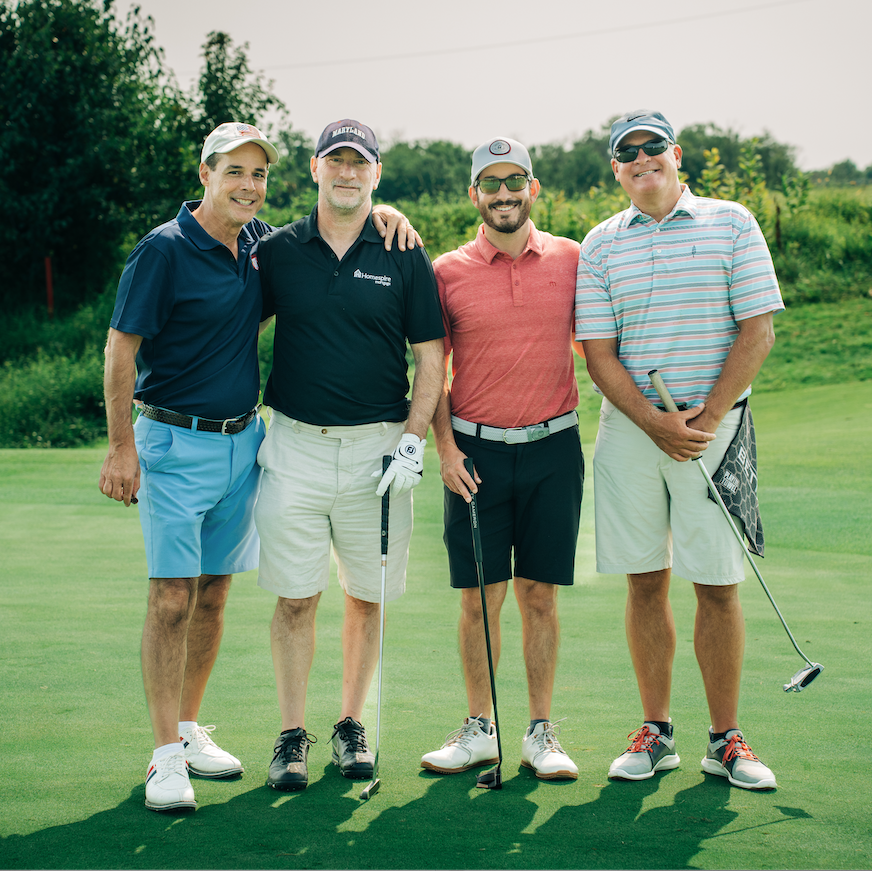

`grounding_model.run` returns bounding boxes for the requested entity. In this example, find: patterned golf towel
[707,403,765,556]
